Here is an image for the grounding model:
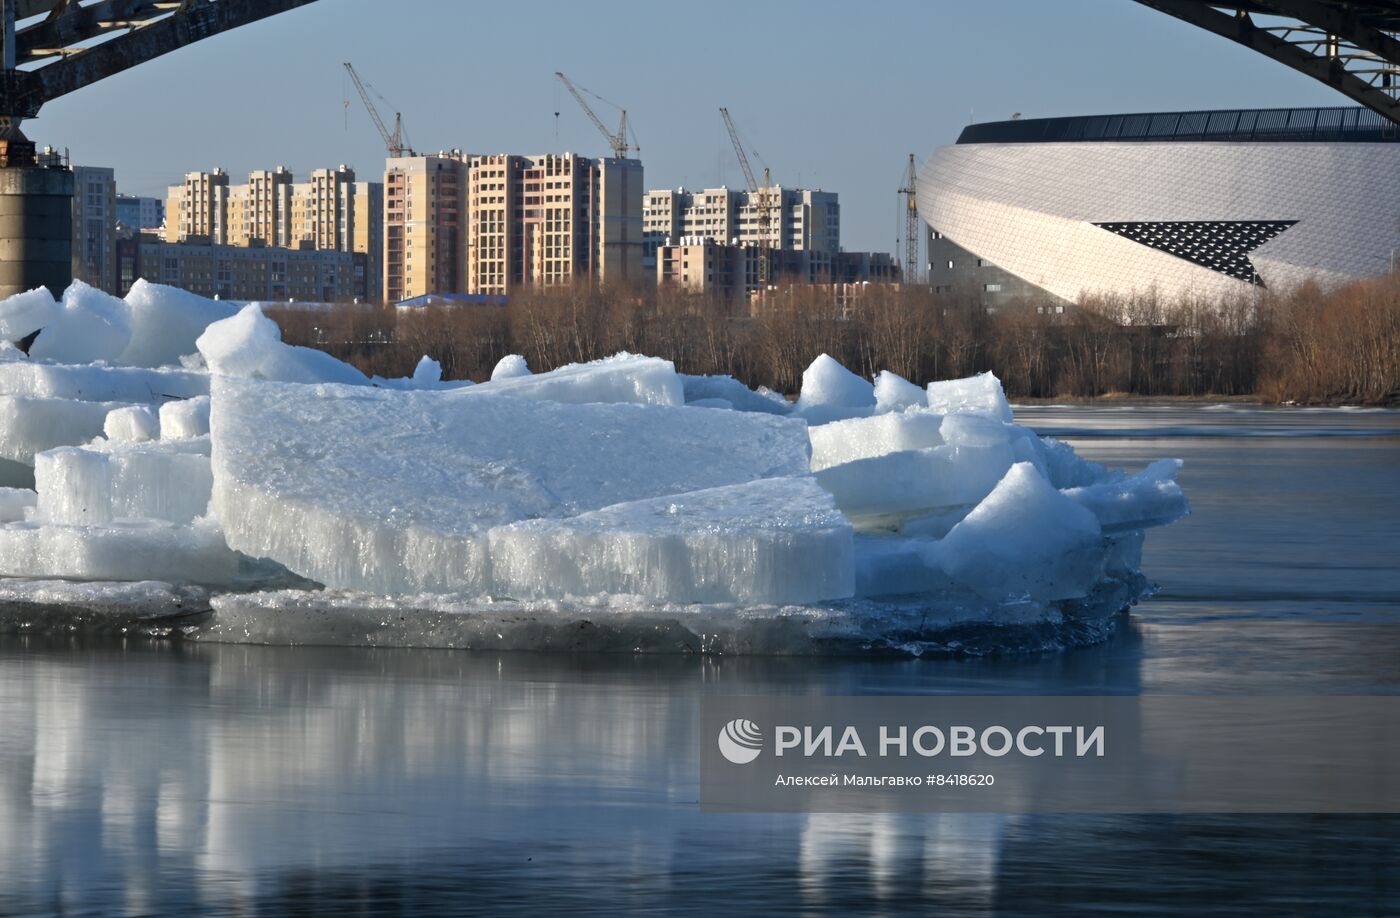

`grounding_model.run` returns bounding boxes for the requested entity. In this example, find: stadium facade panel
[917,108,1400,304]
